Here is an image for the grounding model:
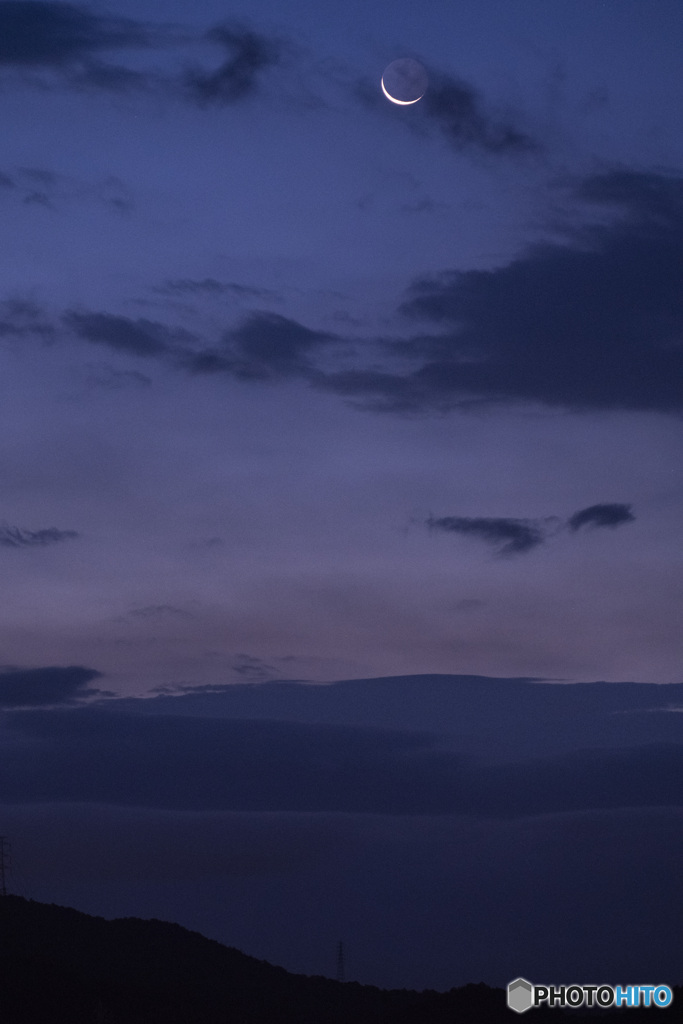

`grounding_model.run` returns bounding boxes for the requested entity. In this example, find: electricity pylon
[0,836,10,896]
